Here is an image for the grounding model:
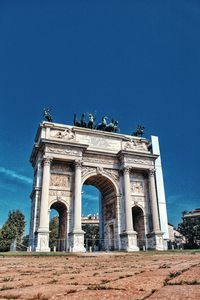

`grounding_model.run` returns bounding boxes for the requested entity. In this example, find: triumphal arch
[29,117,169,252]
